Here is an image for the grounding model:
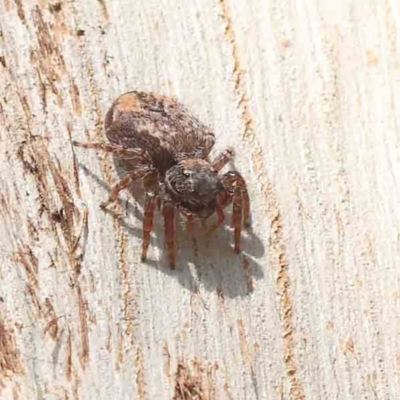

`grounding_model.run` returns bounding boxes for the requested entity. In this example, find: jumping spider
[74,91,250,268]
